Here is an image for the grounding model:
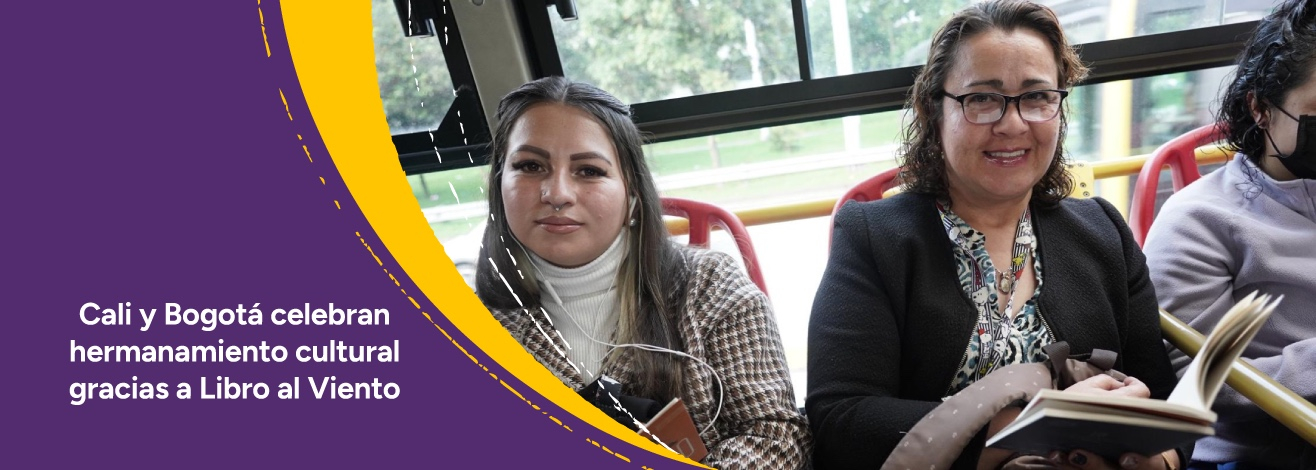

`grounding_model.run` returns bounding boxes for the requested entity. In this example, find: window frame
[384,1,1257,175]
